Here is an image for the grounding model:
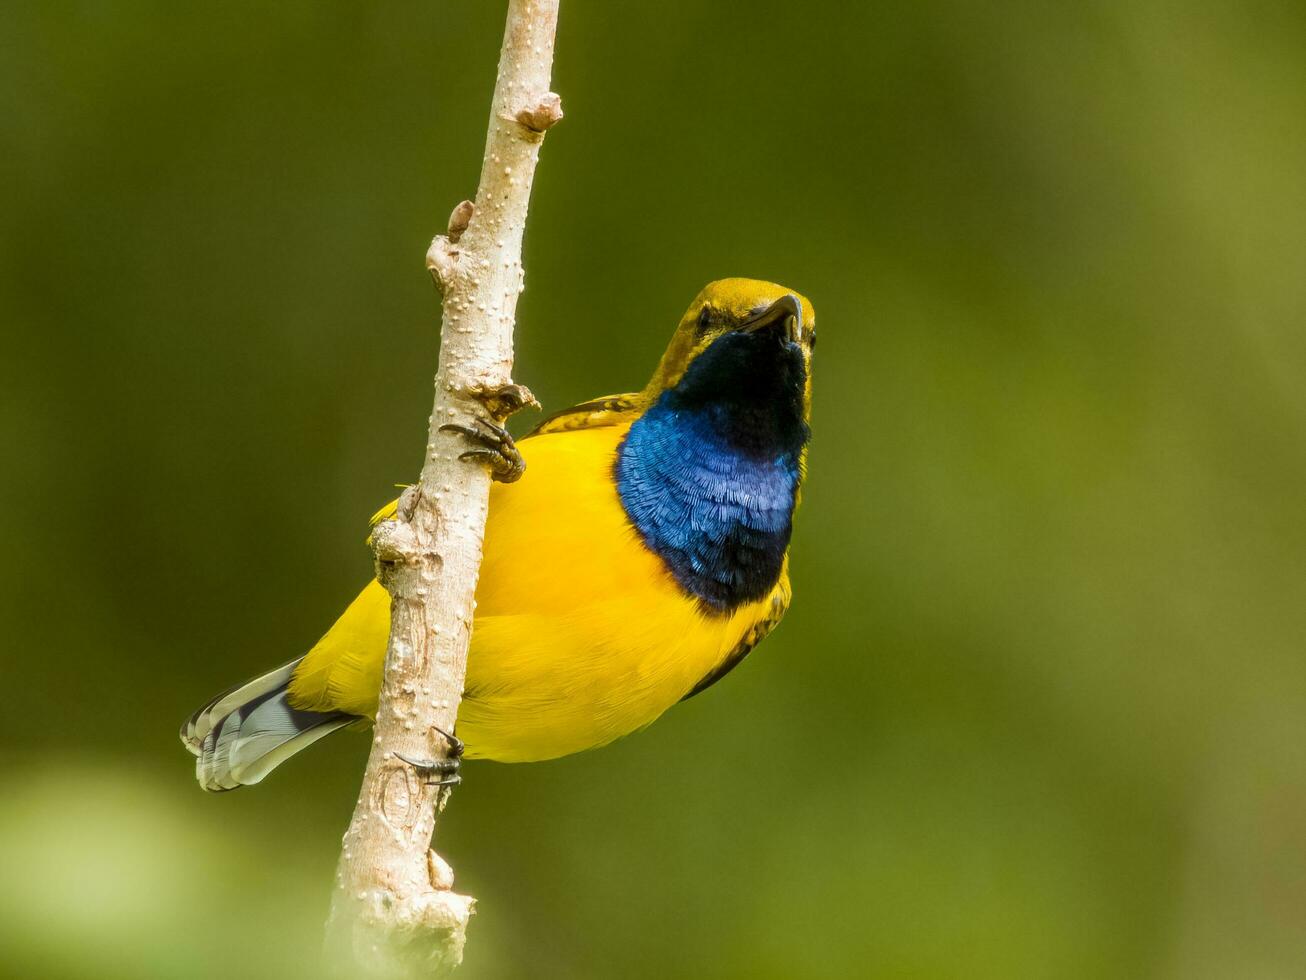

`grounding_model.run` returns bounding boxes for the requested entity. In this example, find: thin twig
[326,2,562,974]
